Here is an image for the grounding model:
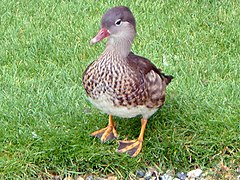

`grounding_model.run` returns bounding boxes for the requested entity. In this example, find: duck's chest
[83,56,138,99]
[82,55,158,118]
